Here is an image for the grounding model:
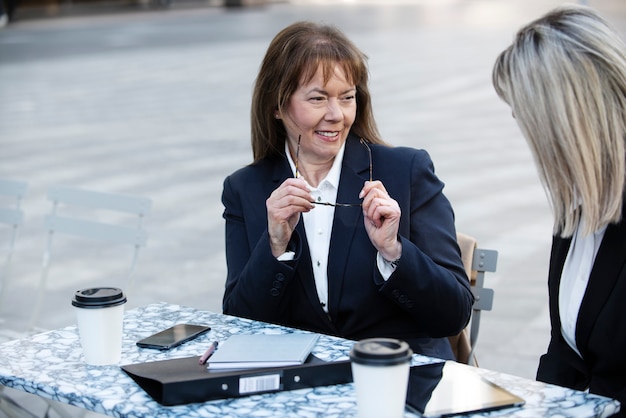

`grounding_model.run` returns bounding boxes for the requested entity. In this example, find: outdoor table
[0,303,620,417]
